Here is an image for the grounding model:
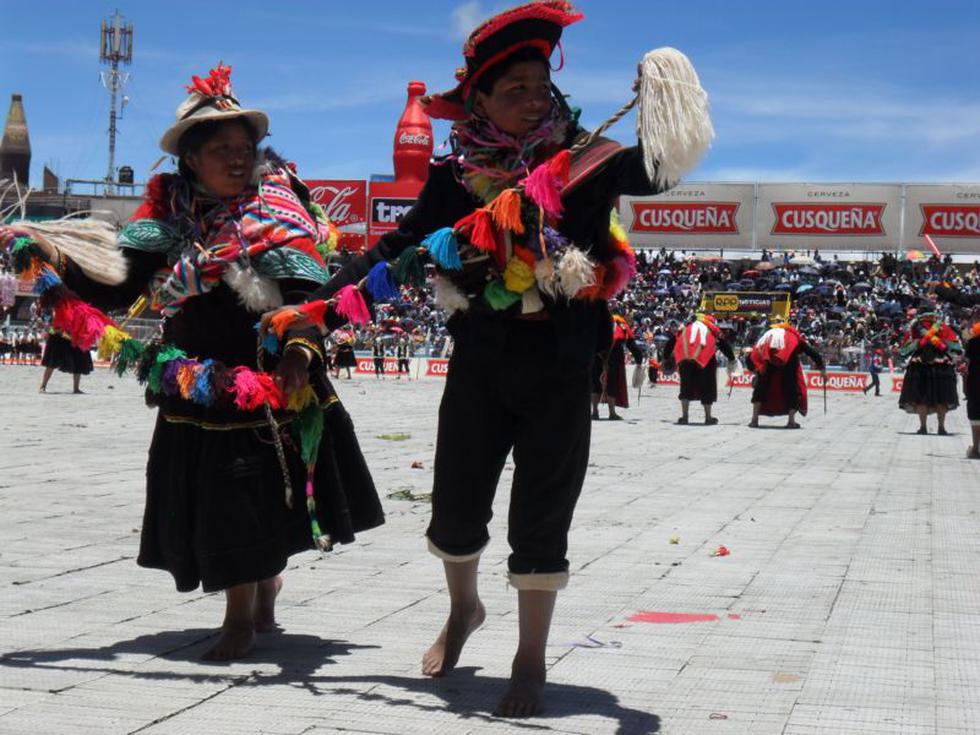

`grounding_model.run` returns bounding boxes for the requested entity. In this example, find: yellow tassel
[97,325,129,361]
[287,384,318,412]
[503,257,536,293]
[488,188,525,234]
